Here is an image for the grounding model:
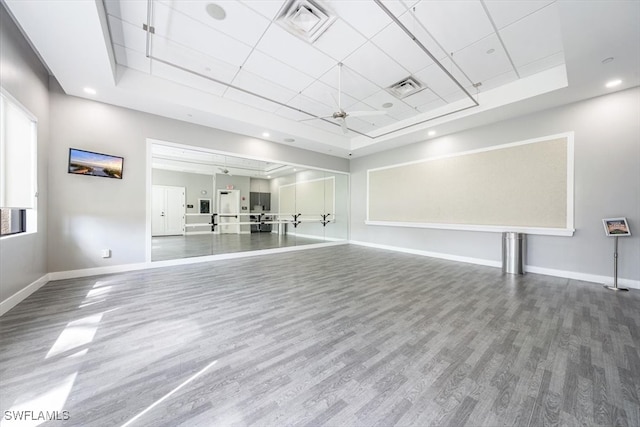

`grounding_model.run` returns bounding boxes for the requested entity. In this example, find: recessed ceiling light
[601,57,614,64]
[486,48,495,54]
[83,87,96,95]
[262,132,270,137]
[382,102,393,108]
[284,137,295,142]
[605,79,622,88]
[267,175,271,178]
[428,130,436,136]
[206,3,226,20]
